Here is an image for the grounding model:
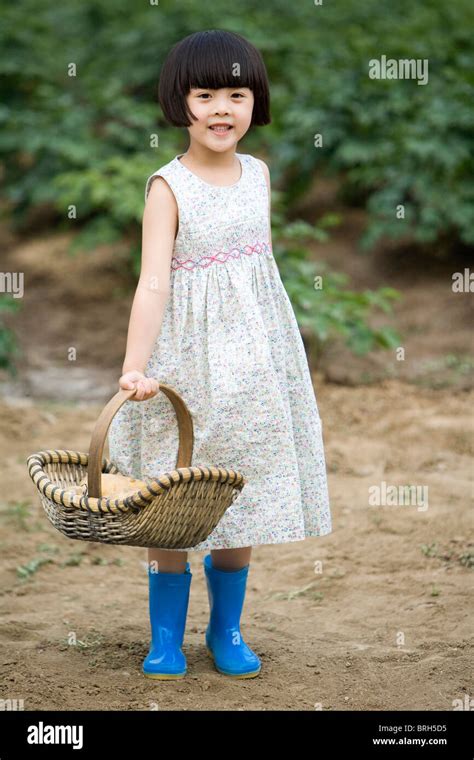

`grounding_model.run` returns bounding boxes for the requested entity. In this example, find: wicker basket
[26,384,246,549]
